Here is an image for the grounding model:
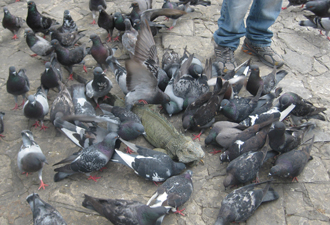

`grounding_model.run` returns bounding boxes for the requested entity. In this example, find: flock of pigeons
[1,0,328,224]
